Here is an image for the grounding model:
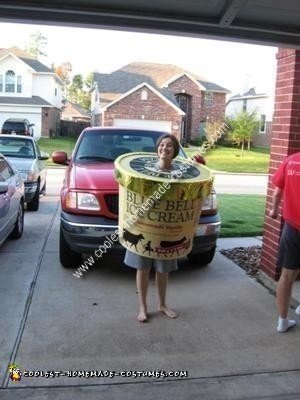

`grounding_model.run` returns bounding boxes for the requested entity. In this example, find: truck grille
[105,194,119,215]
